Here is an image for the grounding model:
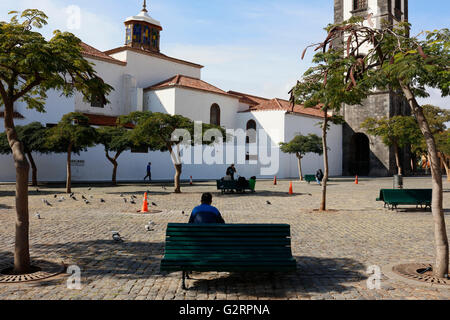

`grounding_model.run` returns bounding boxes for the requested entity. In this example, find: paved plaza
[0,177,449,300]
